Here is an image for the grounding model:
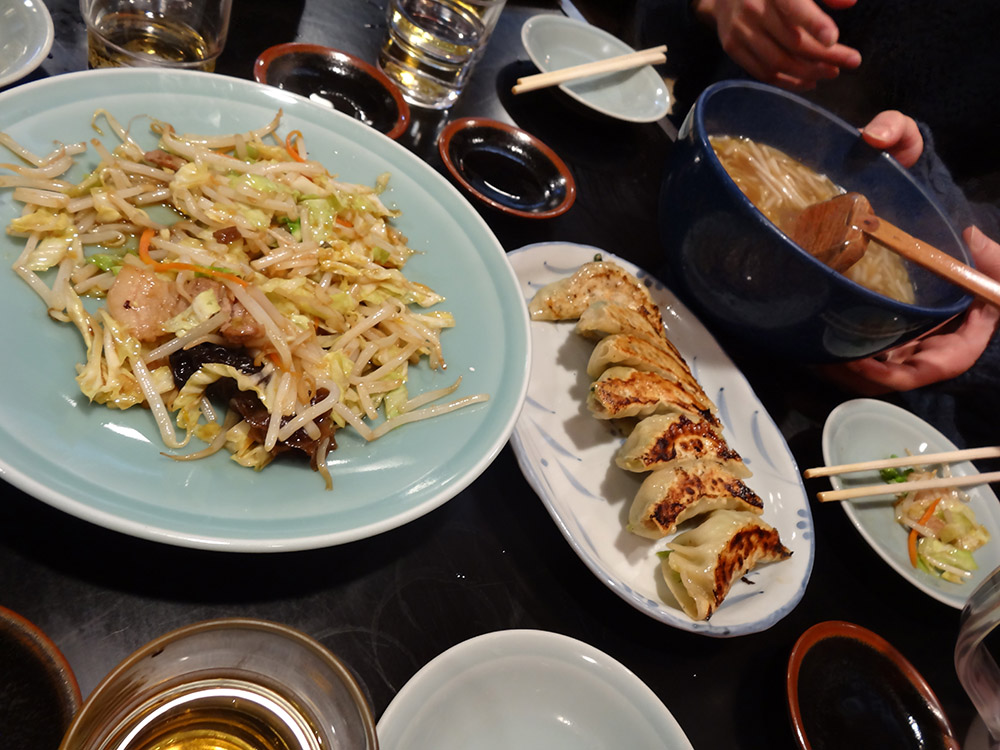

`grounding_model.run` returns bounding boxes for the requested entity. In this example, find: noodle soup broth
[710,135,915,305]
